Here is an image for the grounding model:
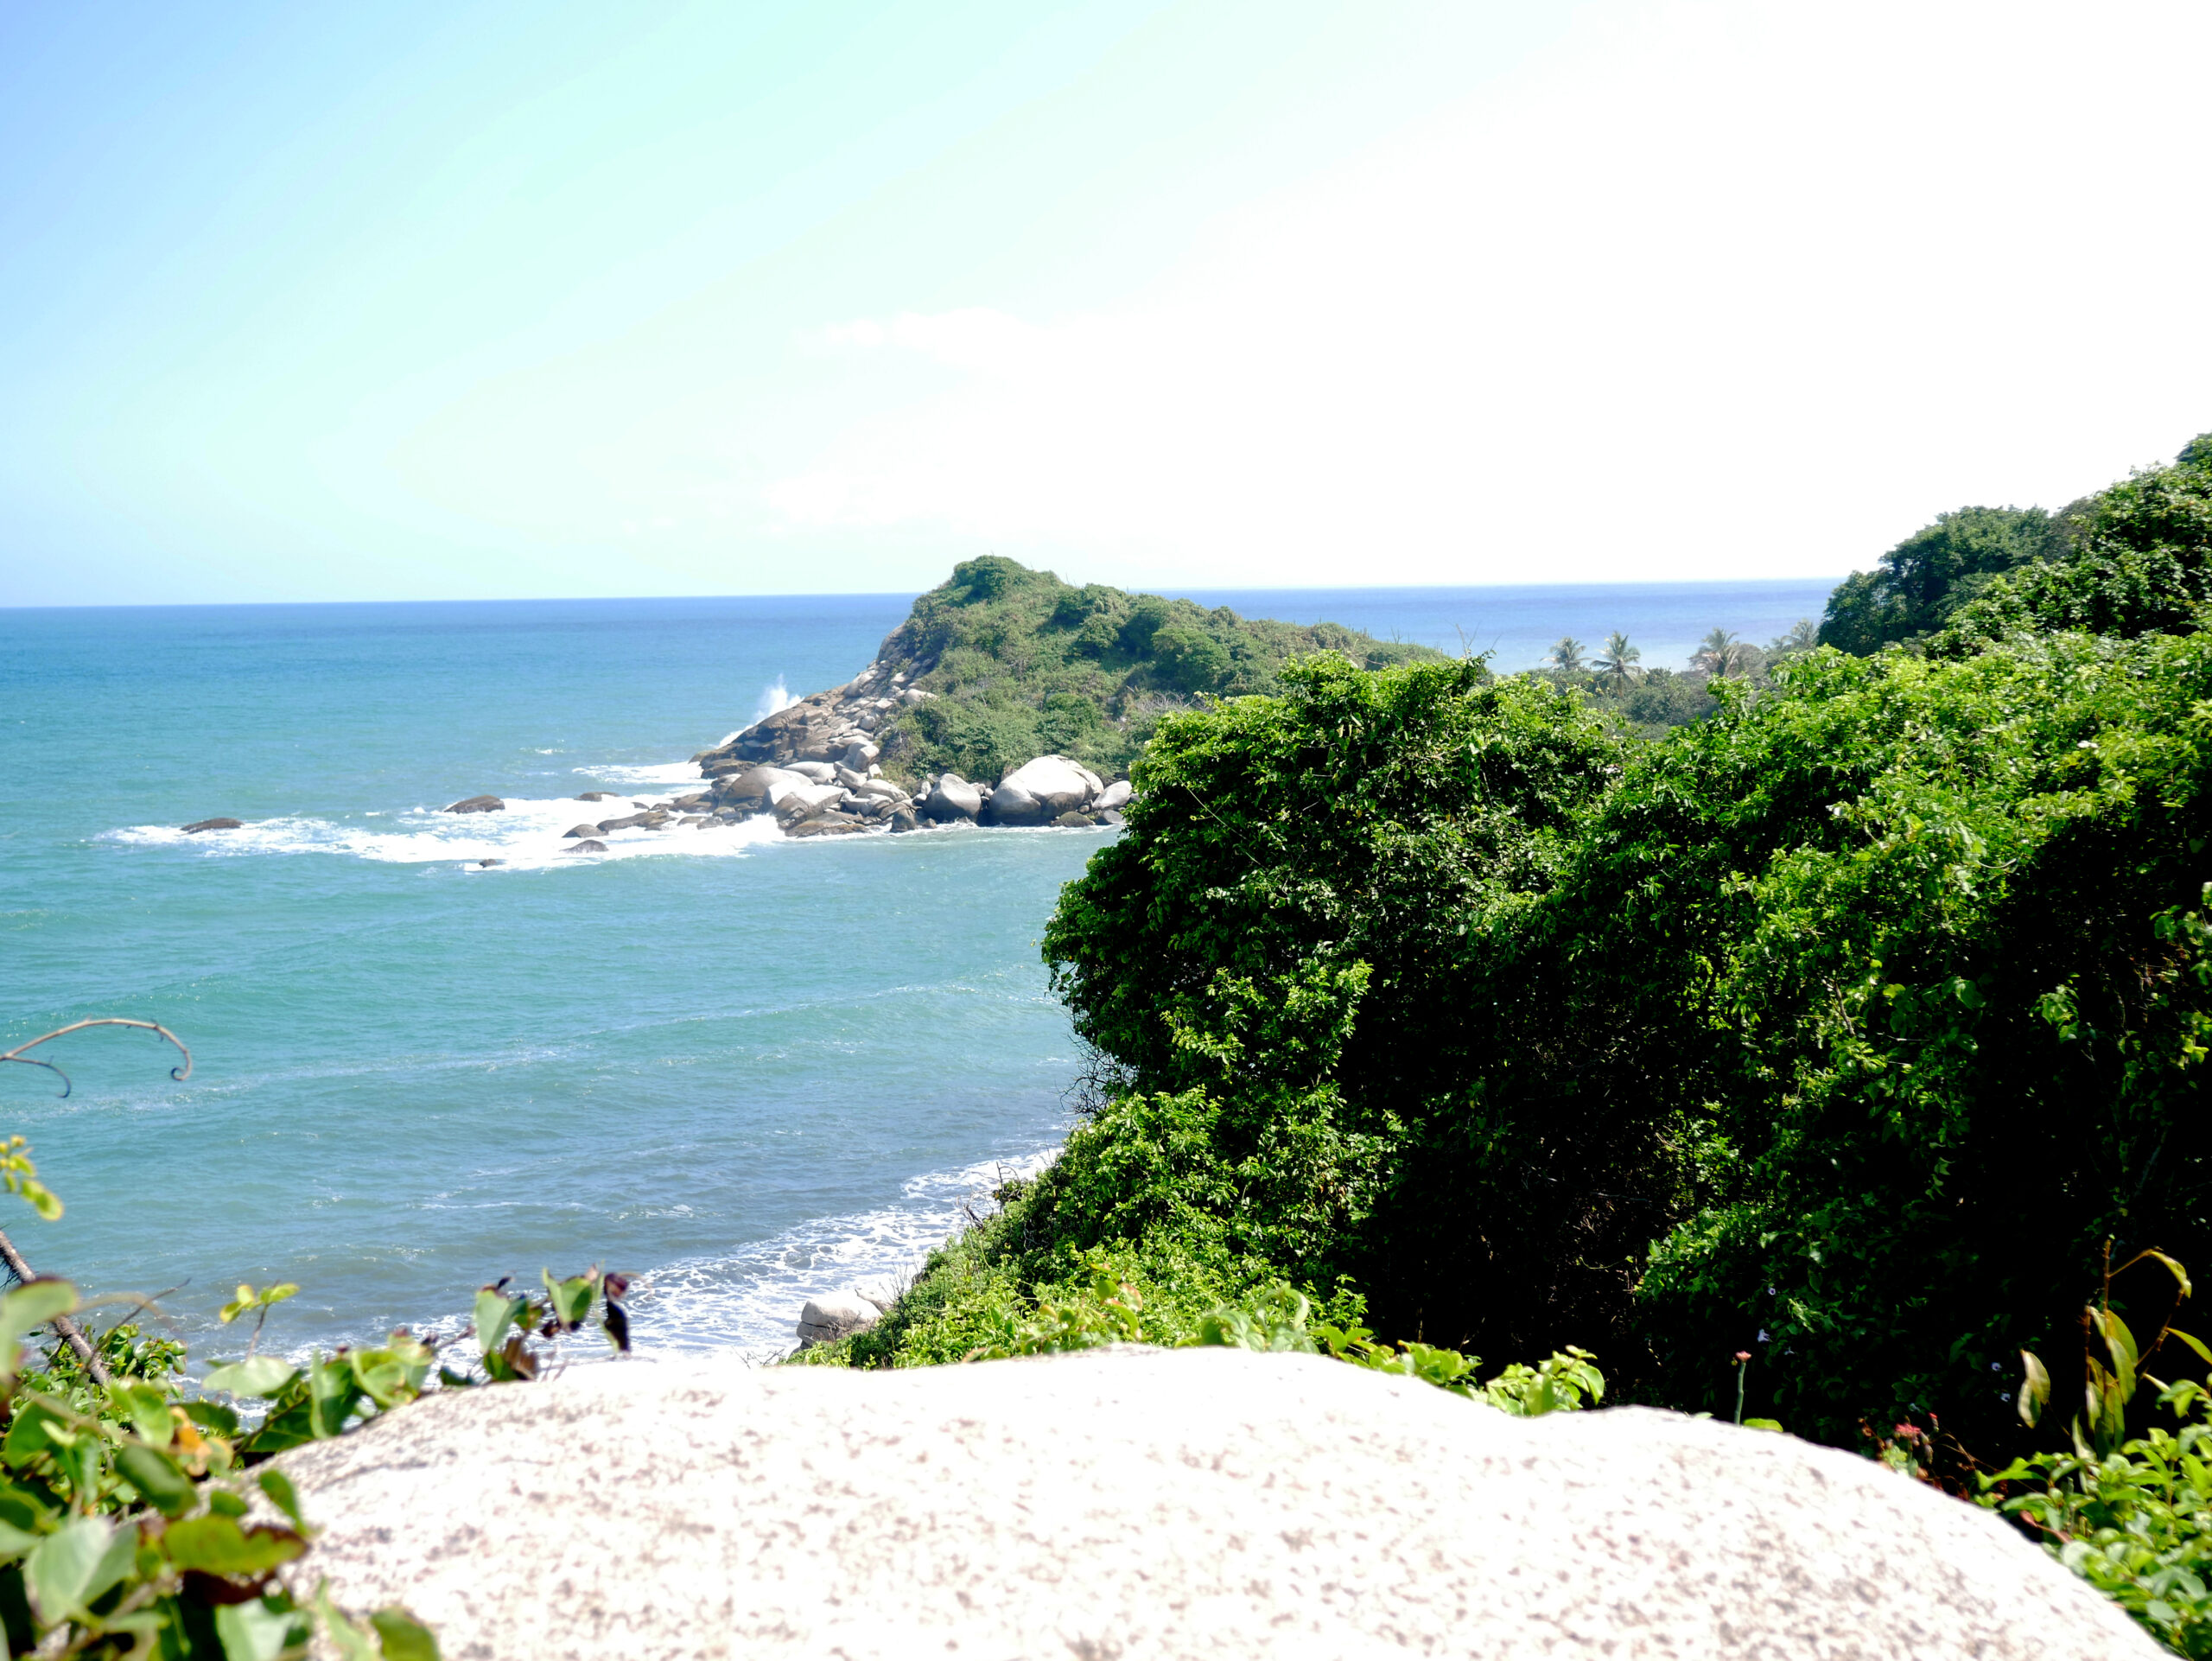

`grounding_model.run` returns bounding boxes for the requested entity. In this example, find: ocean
[0,578,1834,1365]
